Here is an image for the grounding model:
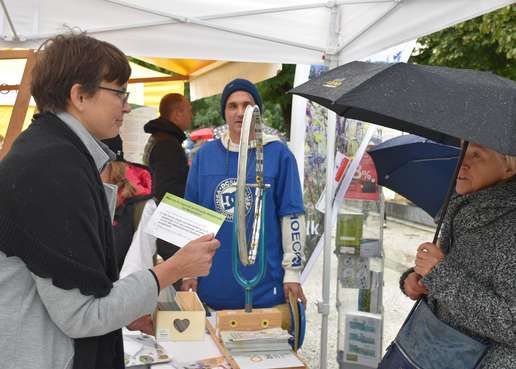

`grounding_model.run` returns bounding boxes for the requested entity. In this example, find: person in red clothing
[101,135,154,270]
